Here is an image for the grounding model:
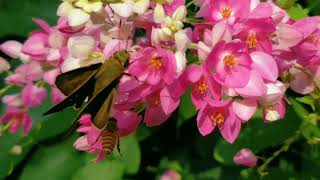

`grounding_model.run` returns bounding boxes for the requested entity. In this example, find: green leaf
[213,99,306,166]
[19,136,84,180]
[117,135,141,175]
[288,5,309,20]
[196,167,222,180]
[177,91,197,127]
[135,125,152,141]
[0,133,34,179]
[72,161,125,180]
[296,96,317,111]
[27,91,77,141]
